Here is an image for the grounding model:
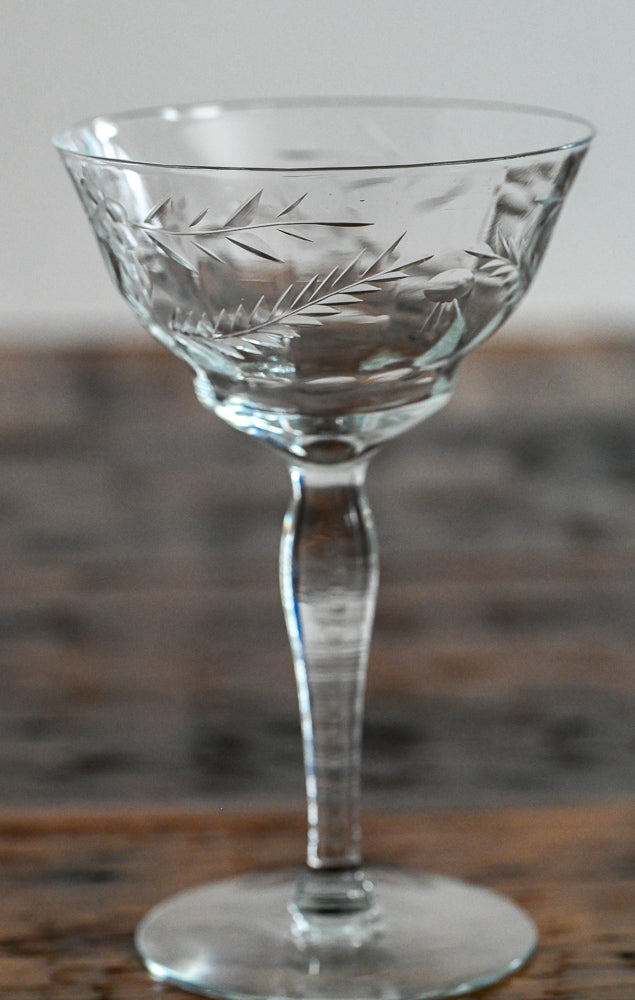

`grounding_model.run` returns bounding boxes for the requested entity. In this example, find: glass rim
[52,95,596,173]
